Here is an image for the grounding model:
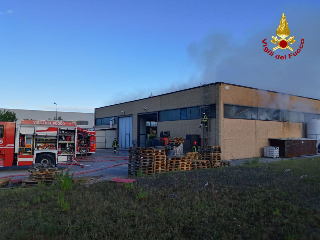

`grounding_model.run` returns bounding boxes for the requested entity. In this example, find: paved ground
[0,149,130,182]
[1,149,319,183]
